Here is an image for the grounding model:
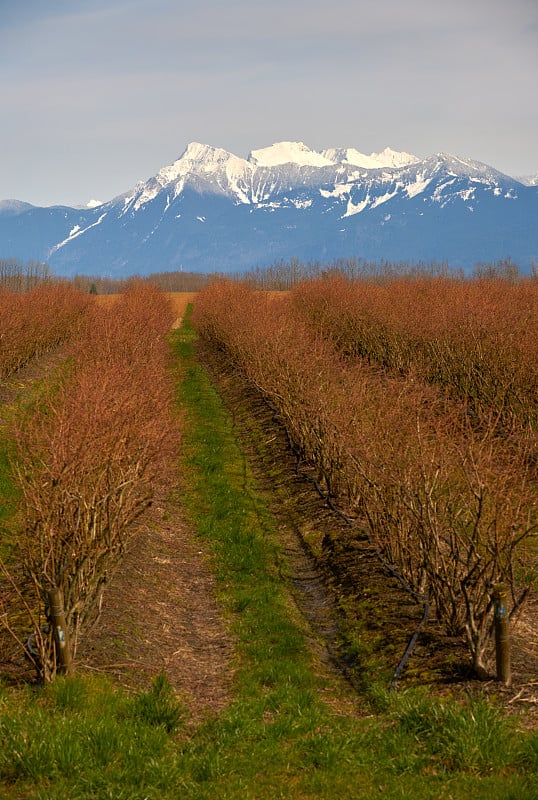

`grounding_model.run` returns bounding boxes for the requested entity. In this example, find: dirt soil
[77,494,235,721]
